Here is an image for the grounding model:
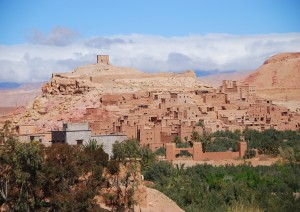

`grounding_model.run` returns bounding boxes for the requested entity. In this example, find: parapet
[97,55,110,65]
